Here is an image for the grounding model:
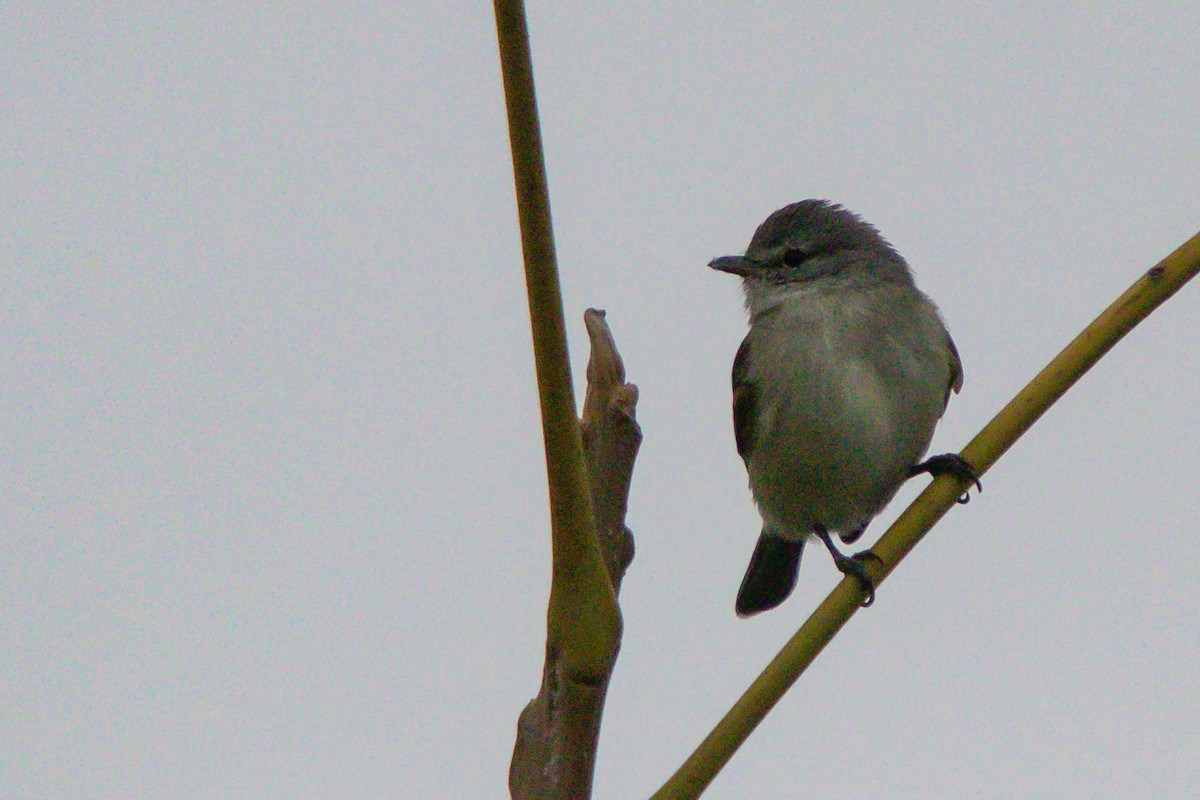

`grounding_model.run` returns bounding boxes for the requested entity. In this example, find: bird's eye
[782,248,807,267]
